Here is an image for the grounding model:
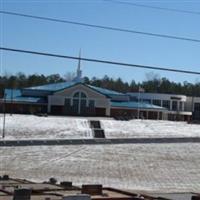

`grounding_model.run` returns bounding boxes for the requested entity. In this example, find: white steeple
[73,49,83,82]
